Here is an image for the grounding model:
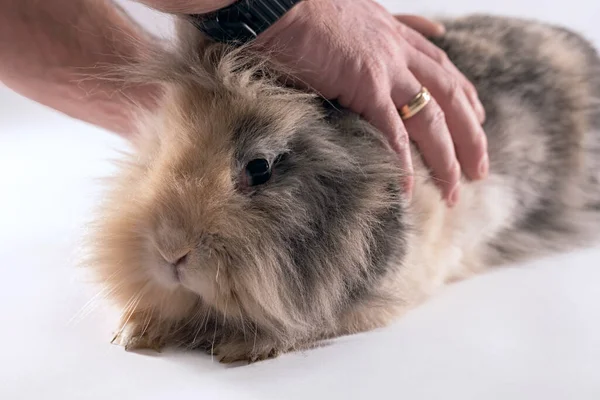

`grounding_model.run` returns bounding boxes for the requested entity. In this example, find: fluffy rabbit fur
[88,15,600,362]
